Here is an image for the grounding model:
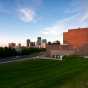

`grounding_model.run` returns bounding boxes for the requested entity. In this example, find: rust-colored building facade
[47,28,88,57]
[63,28,88,49]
